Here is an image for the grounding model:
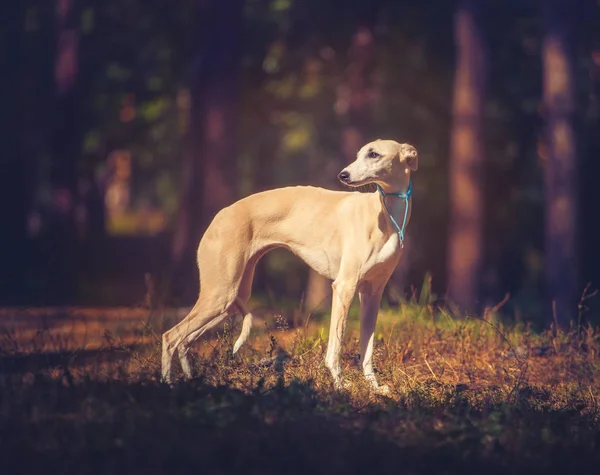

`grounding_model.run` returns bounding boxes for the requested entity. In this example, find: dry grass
[1,297,599,474]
